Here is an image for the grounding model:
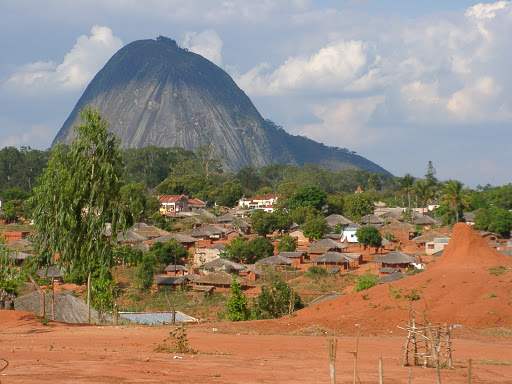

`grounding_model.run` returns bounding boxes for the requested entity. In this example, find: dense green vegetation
[1,142,512,236]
